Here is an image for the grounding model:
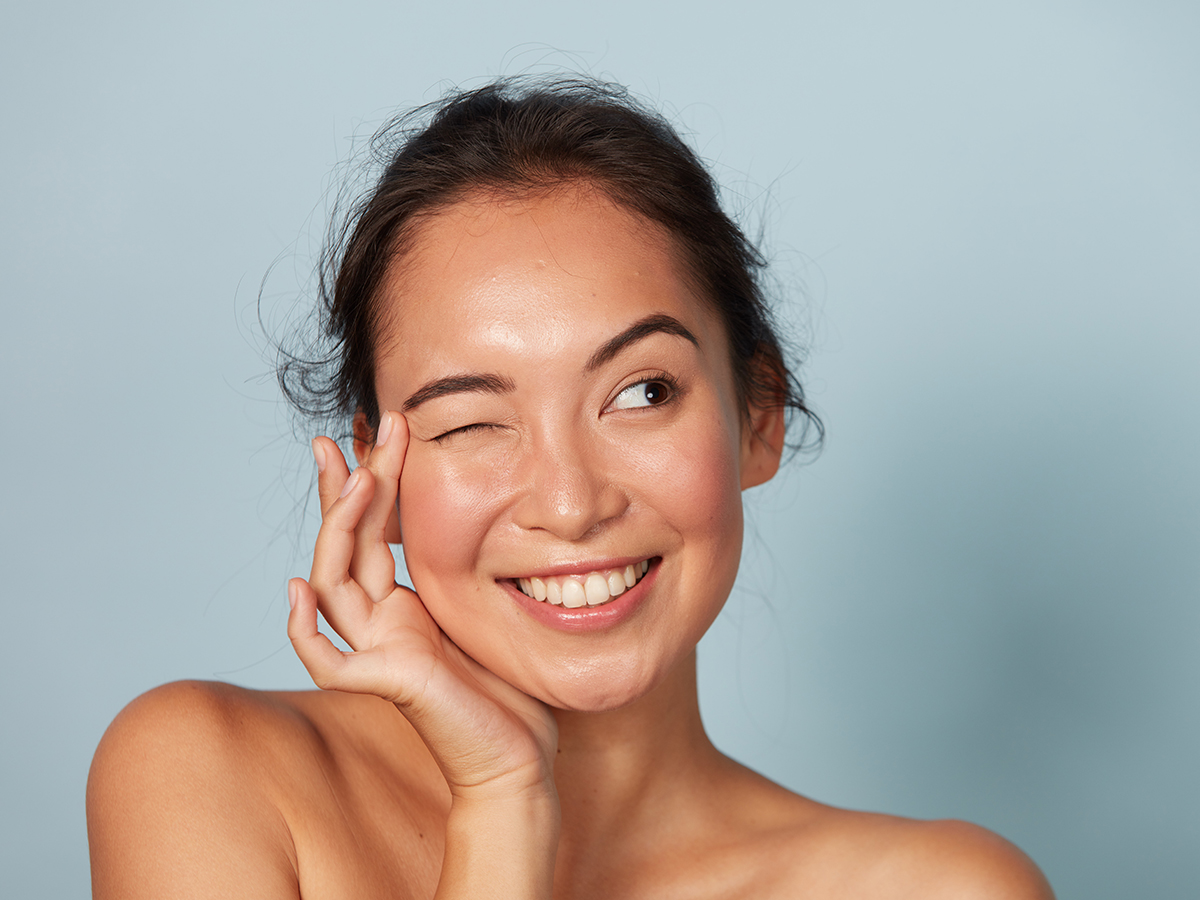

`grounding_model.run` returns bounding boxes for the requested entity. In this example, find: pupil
[645,382,664,403]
